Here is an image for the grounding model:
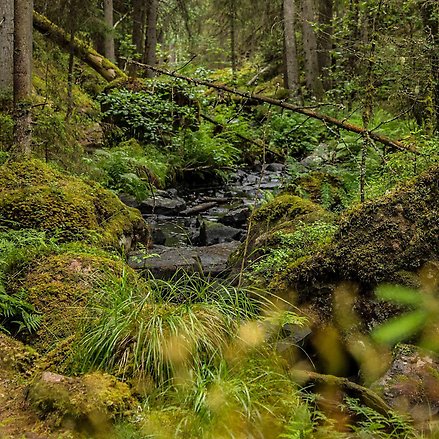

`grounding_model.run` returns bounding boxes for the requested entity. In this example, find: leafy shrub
[85,139,171,199]
[173,123,241,173]
[99,84,198,145]
[267,112,325,159]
